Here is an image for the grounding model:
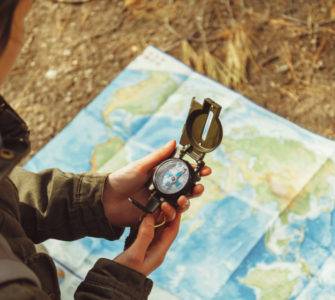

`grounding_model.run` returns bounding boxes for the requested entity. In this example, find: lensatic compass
[129,98,223,214]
